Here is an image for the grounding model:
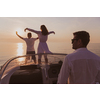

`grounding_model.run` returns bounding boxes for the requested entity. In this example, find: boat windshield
[0,53,67,83]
